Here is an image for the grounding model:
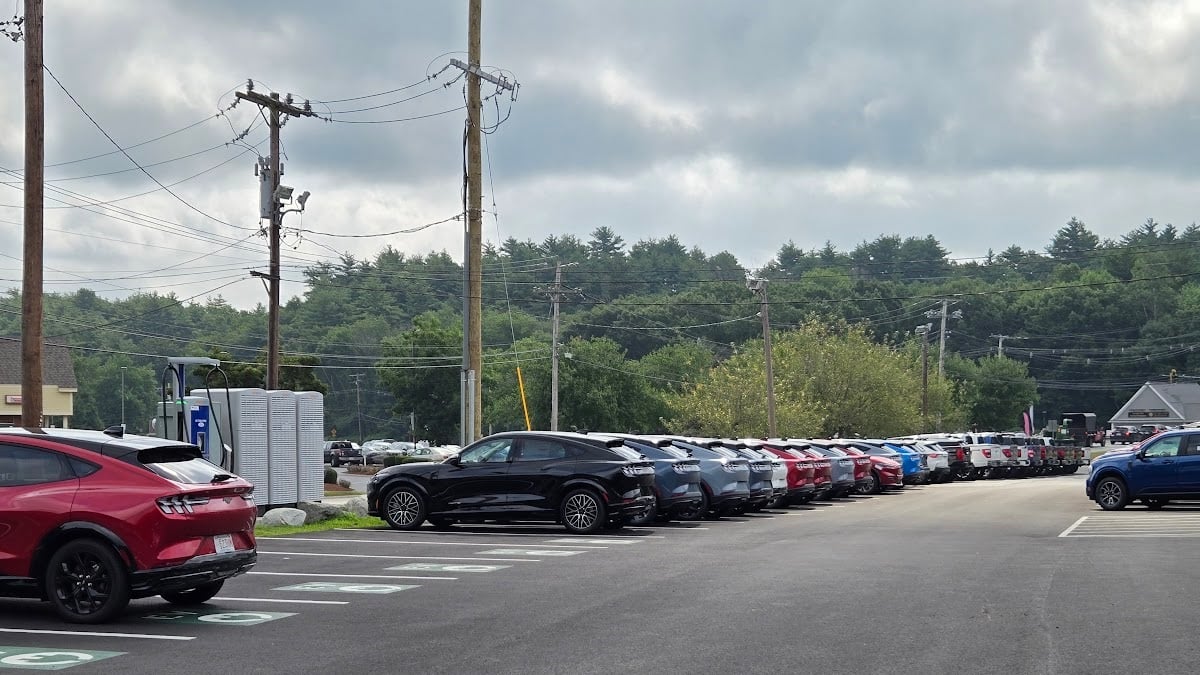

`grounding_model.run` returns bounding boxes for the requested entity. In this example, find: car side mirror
[1135,449,1147,460]
[446,455,461,467]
